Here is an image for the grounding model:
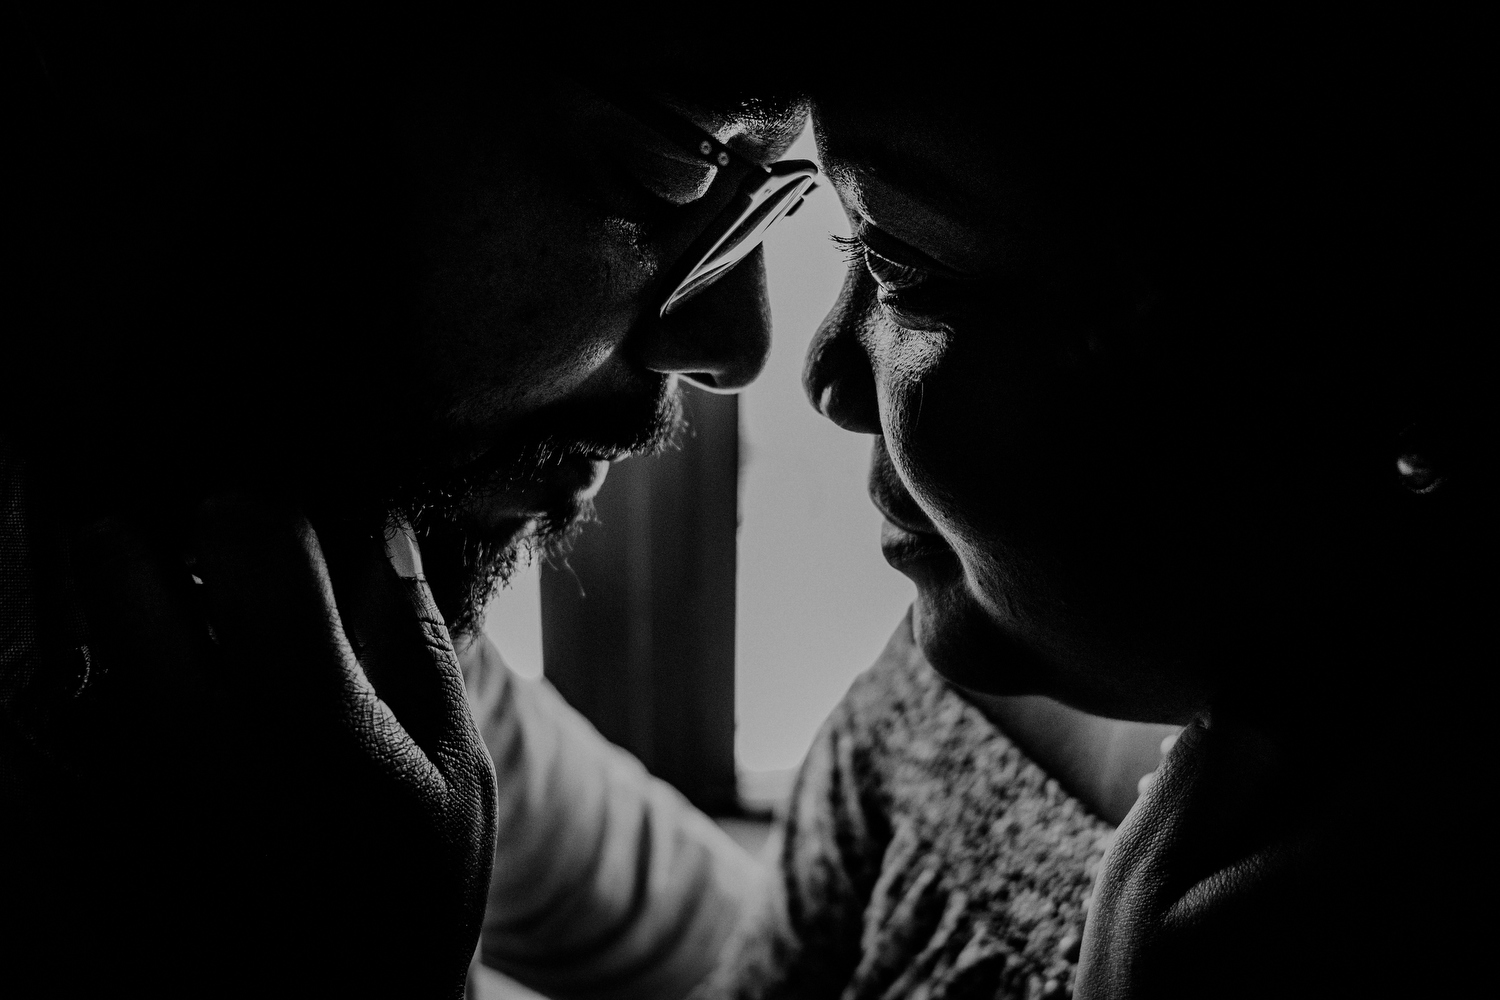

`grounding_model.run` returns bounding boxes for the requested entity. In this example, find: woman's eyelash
[831,232,958,325]
[834,235,924,293]
[830,234,868,263]
[830,234,924,281]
